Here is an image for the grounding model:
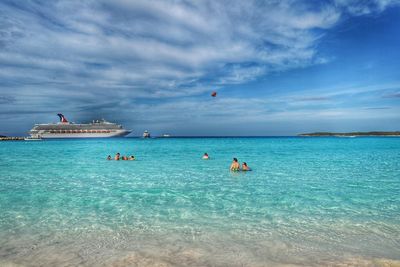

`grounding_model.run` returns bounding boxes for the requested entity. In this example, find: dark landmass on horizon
[299,131,400,136]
